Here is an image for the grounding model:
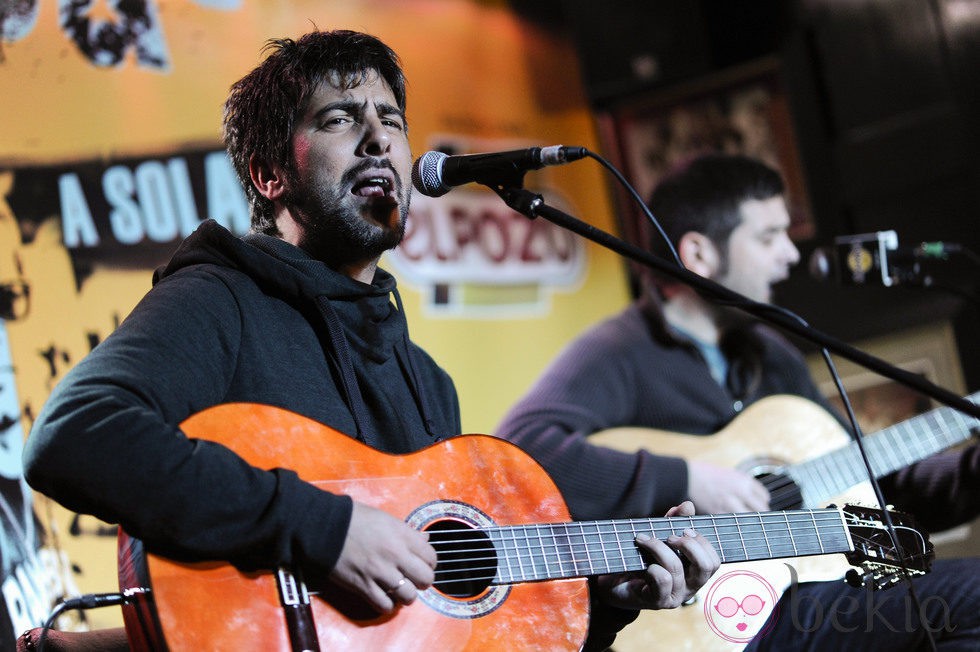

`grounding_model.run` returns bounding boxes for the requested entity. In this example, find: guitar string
[428,527,845,566]
[426,514,850,582]
[424,512,848,548]
[423,514,900,565]
[429,528,843,555]
[755,400,978,509]
[424,400,978,588]
[427,522,926,586]
[422,511,848,544]
[429,547,931,586]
